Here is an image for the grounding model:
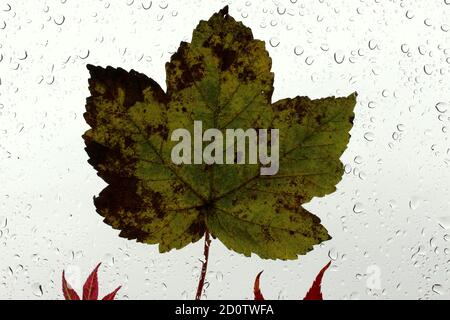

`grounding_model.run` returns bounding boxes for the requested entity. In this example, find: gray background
[0,0,449,299]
